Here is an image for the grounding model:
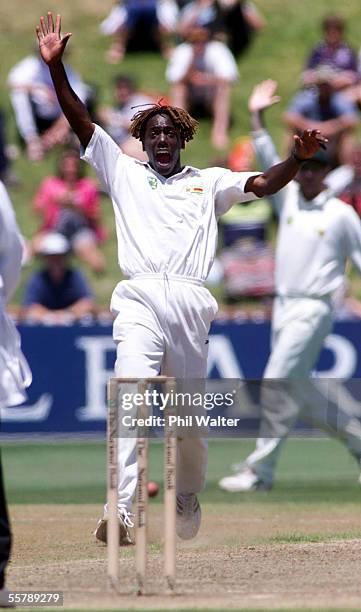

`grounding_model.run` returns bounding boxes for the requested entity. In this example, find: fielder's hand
[293,129,328,161]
